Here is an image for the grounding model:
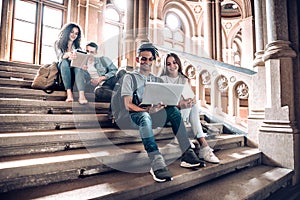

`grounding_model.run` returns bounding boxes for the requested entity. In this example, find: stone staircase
[0,61,294,199]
